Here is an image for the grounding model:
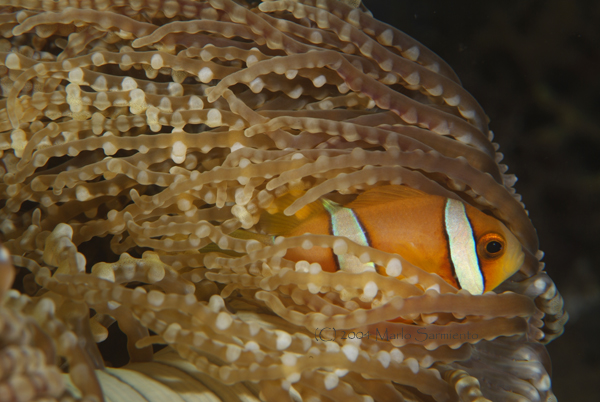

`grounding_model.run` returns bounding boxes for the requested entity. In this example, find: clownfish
[257,185,524,295]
